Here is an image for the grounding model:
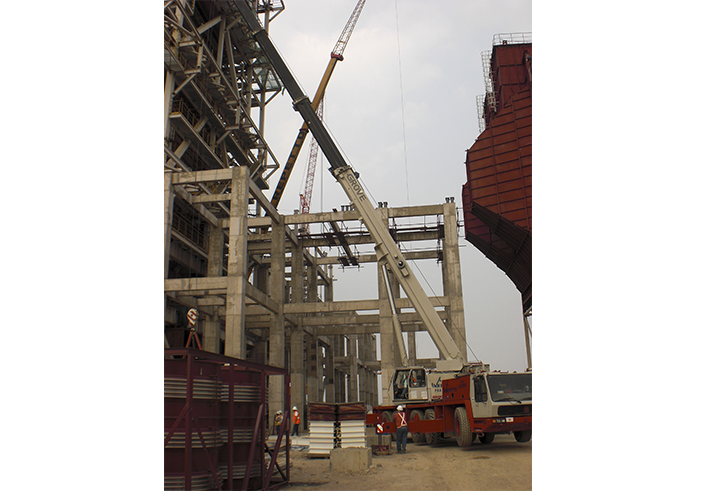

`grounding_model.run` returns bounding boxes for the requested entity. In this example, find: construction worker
[291,406,300,437]
[273,410,283,435]
[394,405,408,454]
